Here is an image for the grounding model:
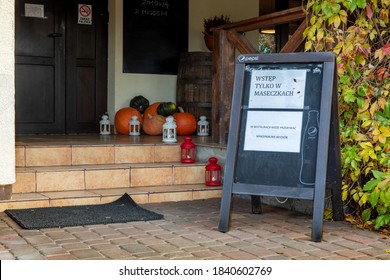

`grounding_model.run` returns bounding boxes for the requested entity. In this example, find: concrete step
[16,140,182,167]
[2,135,226,211]
[0,184,222,211]
[13,162,207,193]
